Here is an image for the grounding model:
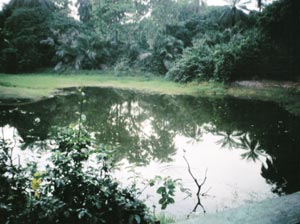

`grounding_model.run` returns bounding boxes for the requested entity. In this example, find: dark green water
[1,87,300,217]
